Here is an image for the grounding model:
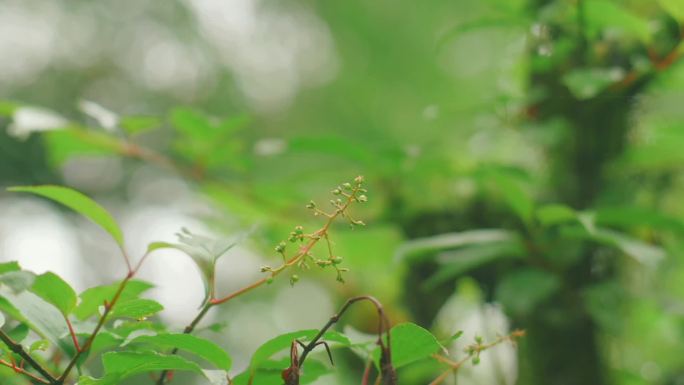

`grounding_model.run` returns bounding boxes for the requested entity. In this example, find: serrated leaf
[31,272,77,316]
[127,333,231,369]
[7,185,124,247]
[110,298,163,320]
[75,280,154,321]
[371,323,442,369]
